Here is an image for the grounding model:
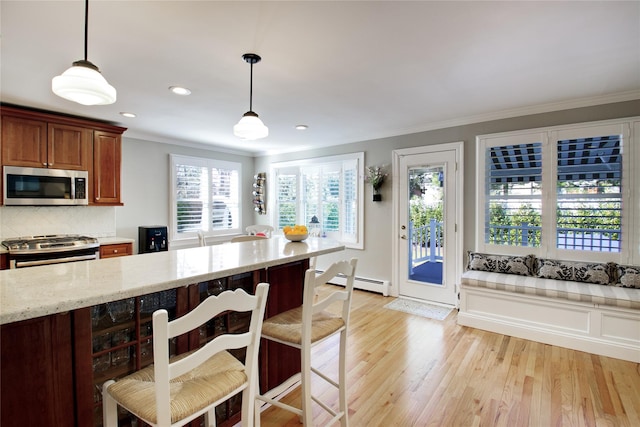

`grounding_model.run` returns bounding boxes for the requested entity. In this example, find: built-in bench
[457,253,640,363]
